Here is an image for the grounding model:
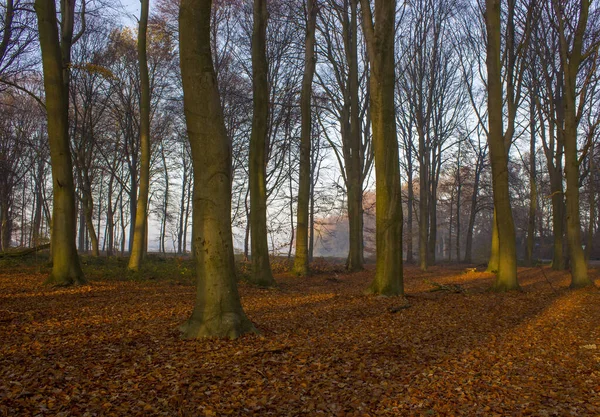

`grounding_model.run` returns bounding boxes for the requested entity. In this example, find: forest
[1,0,600,415]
